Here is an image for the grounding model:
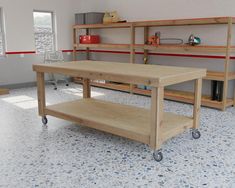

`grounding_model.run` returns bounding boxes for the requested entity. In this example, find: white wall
[0,0,75,86]
[1,0,74,51]
[74,0,235,20]
[73,0,235,98]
